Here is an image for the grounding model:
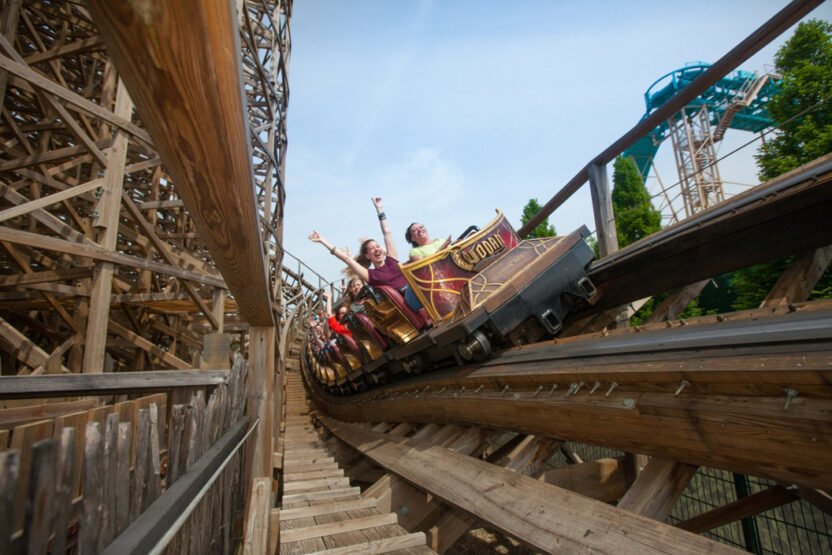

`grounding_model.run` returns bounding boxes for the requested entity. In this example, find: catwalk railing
[0,356,251,554]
